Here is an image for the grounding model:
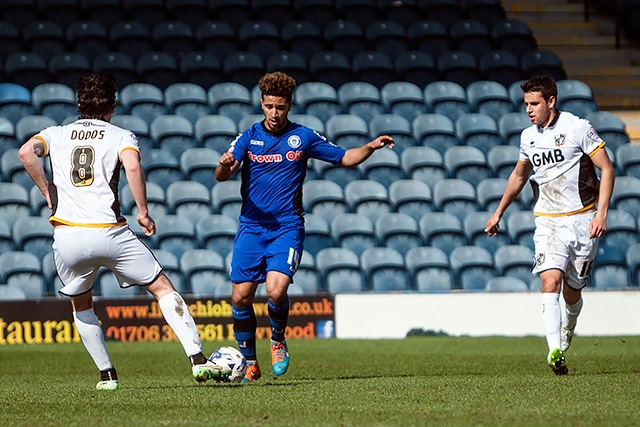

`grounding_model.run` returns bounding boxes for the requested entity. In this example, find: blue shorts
[230,223,305,283]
